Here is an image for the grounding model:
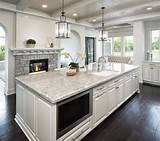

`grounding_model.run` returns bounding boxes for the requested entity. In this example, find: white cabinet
[108,87,117,111]
[94,91,108,123]
[143,67,151,81]
[116,83,124,104]
[152,68,159,82]
[132,72,139,92]
[125,76,132,98]
[16,84,24,120]
[16,84,36,133]
[143,63,160,84]
[23,89,36,133]
[36,98,52,141]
